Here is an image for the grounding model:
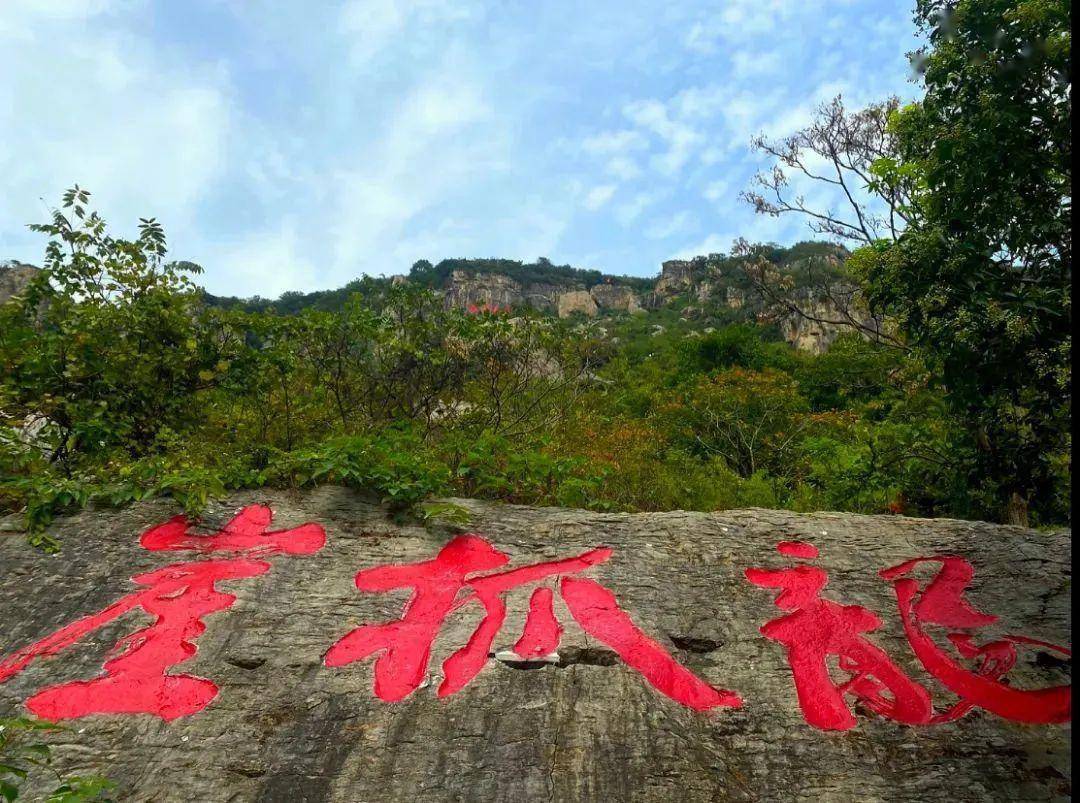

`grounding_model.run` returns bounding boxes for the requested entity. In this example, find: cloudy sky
[1,1,920,297]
